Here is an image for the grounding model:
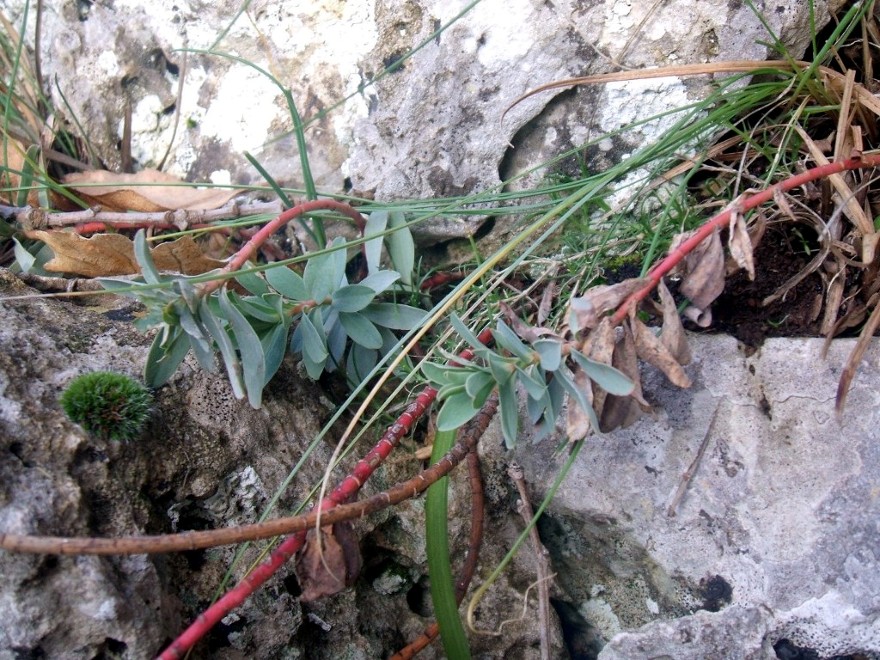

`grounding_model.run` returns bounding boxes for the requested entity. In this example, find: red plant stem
[74,222,192,235]
[611,153,880,324]
[419,270,466,292]
[158,328,495,659]
[199,199,368,297]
